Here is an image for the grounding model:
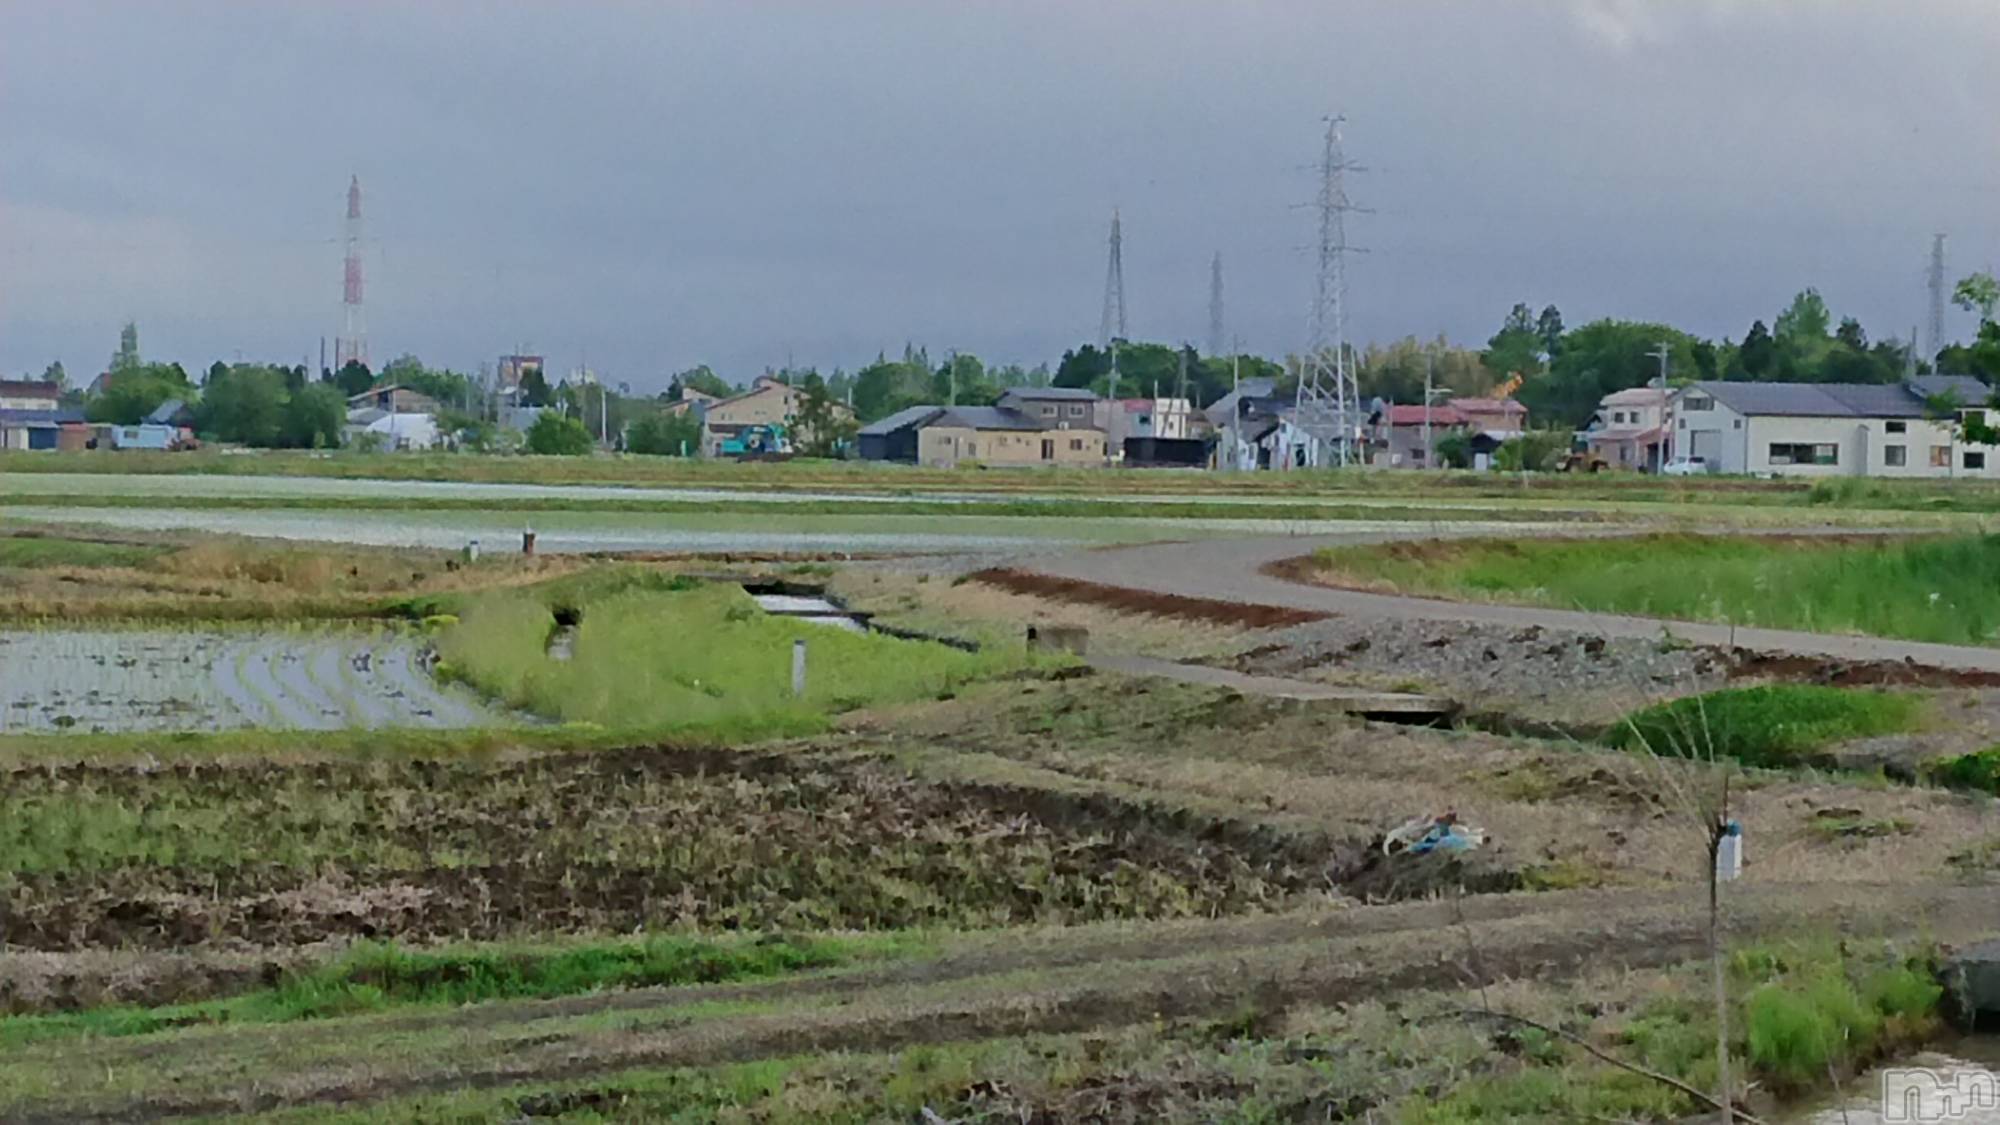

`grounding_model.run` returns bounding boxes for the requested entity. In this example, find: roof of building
[1450,397,1529,415]
[1600,386,1667,407]
[927,406,1049,432]
[1685,380,1985,419]
[146,398,189,425]
[1002,386,1098,401]
[1379,404,1465,427]
[857,405,945,436]
[346,407,390,426]
[0,407,85,427]
[0,380,60,400]
[1910,374,1992,403]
